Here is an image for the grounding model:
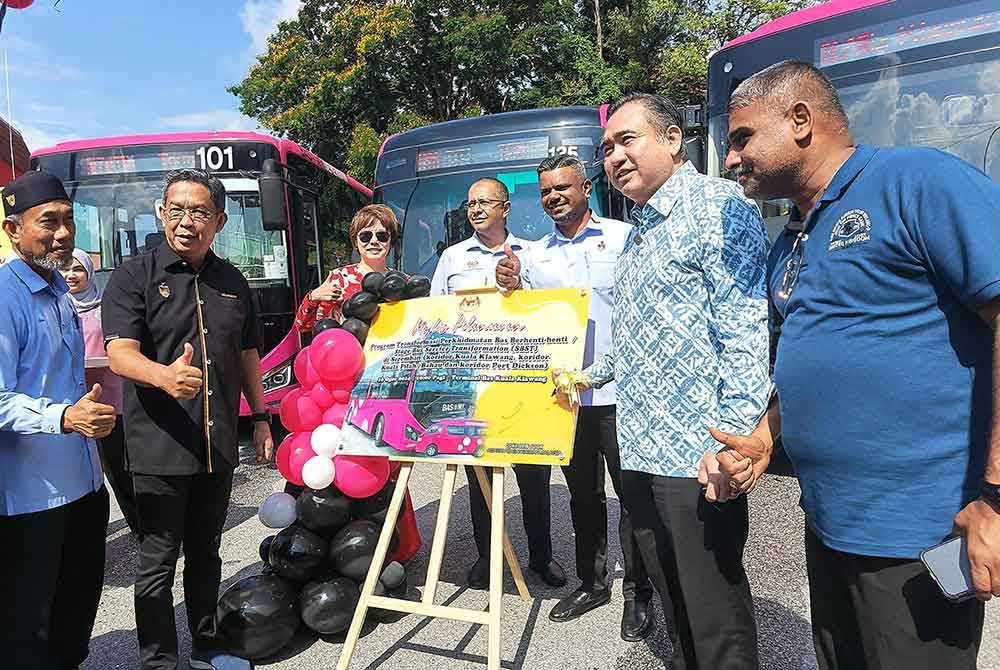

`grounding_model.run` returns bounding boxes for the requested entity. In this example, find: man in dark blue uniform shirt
[715,60,1000,670]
